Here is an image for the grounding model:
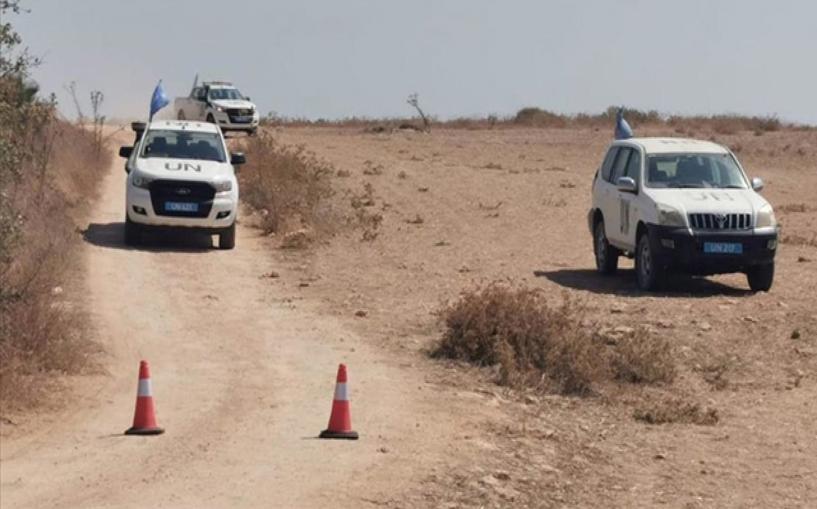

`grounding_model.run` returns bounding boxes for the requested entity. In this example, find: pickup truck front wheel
[124,216,142,246]
[594,220,619,275]
[219,223,236,250]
